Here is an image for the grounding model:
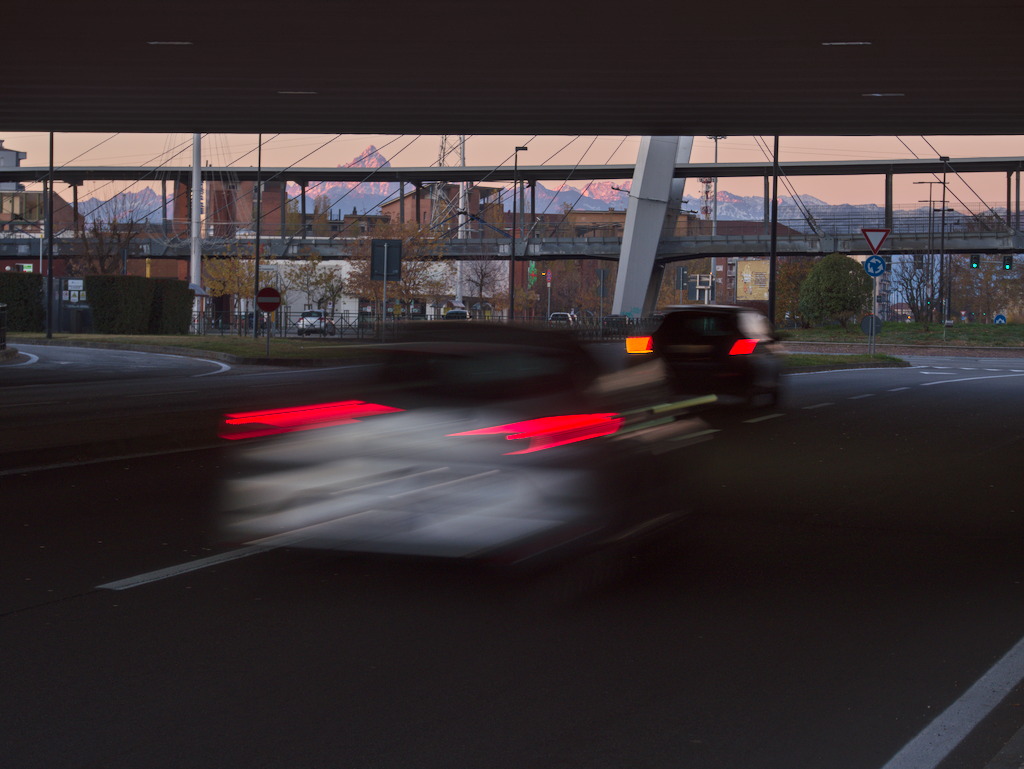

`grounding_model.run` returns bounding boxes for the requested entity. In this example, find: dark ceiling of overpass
[7,1,1024,137]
